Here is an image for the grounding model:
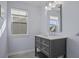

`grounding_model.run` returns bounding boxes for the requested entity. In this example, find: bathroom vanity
[35,35,67,58]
